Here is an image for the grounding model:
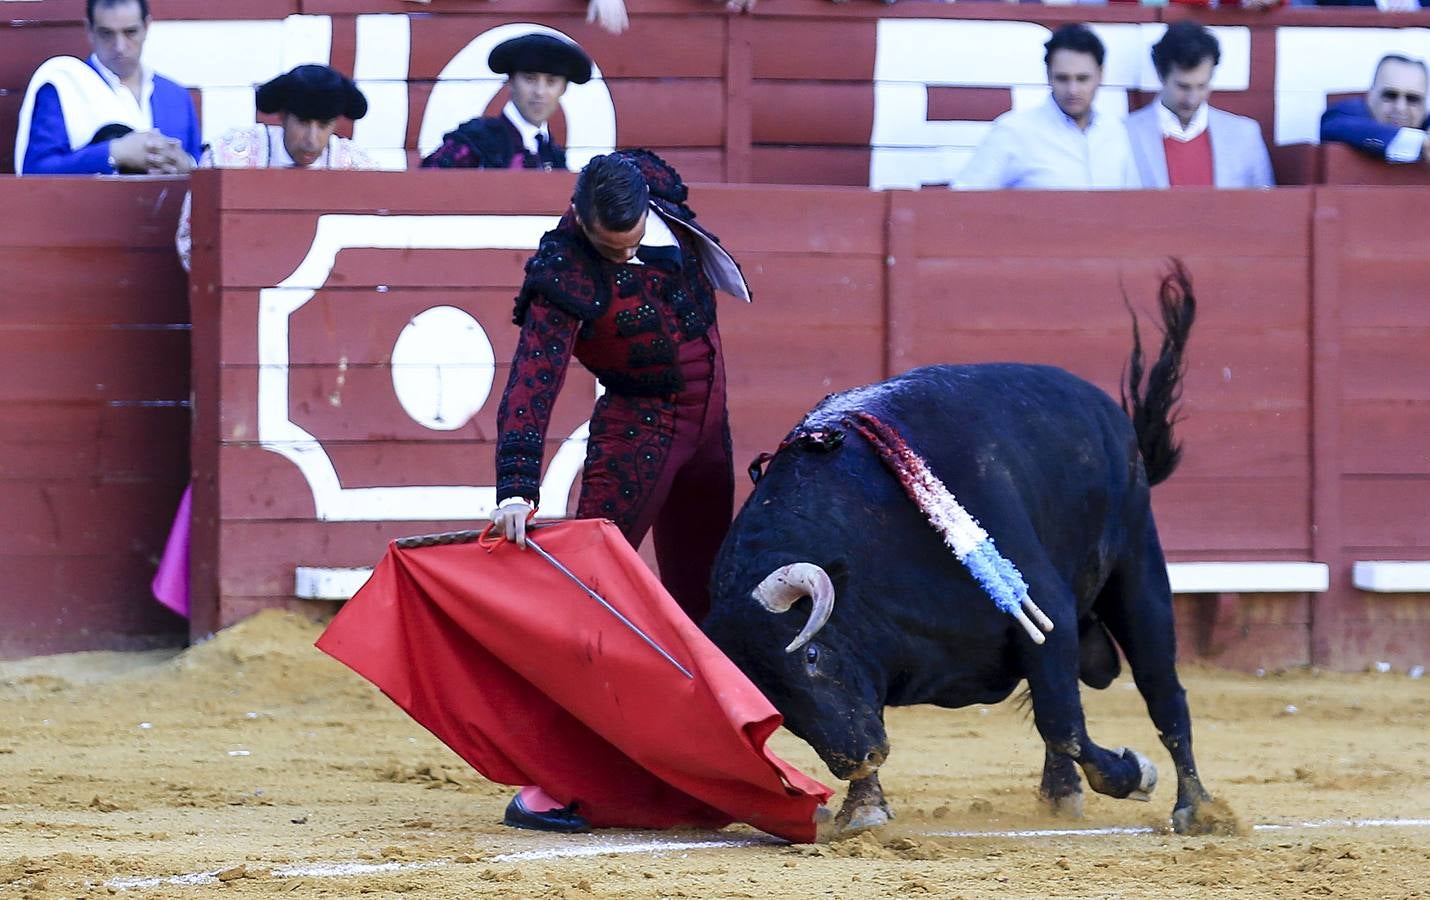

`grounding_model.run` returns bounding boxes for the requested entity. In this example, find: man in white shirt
[1125,22,1274,188]
[955,23,1138,190]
